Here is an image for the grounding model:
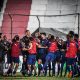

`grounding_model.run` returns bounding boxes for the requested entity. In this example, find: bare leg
[28,65,32,76]
[33,65,37,76]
